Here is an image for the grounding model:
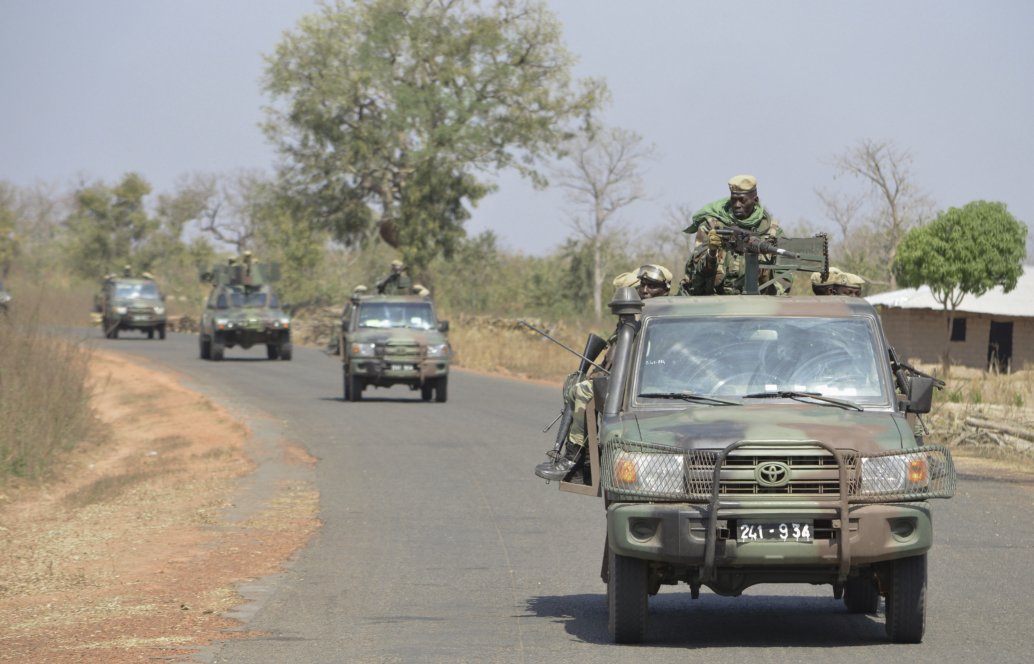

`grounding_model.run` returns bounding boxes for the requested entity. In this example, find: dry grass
[448,314,601,384]
[0,314,101,483]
